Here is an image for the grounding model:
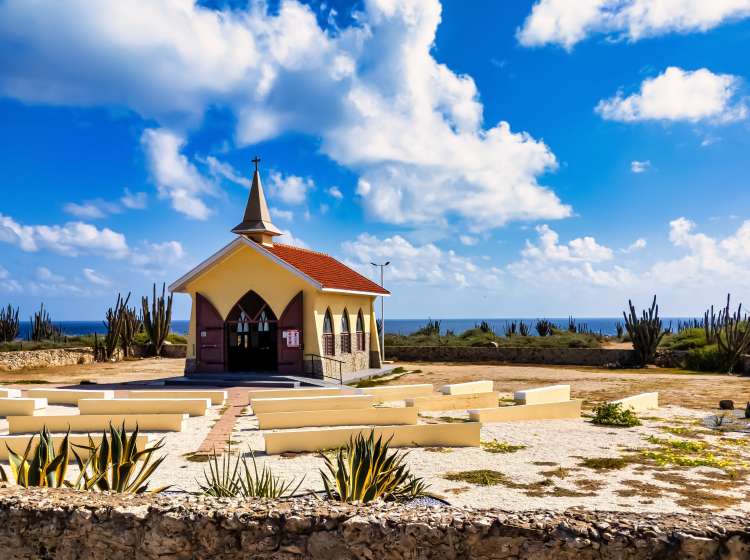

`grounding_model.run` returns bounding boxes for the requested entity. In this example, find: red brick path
[195,388,248,454]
